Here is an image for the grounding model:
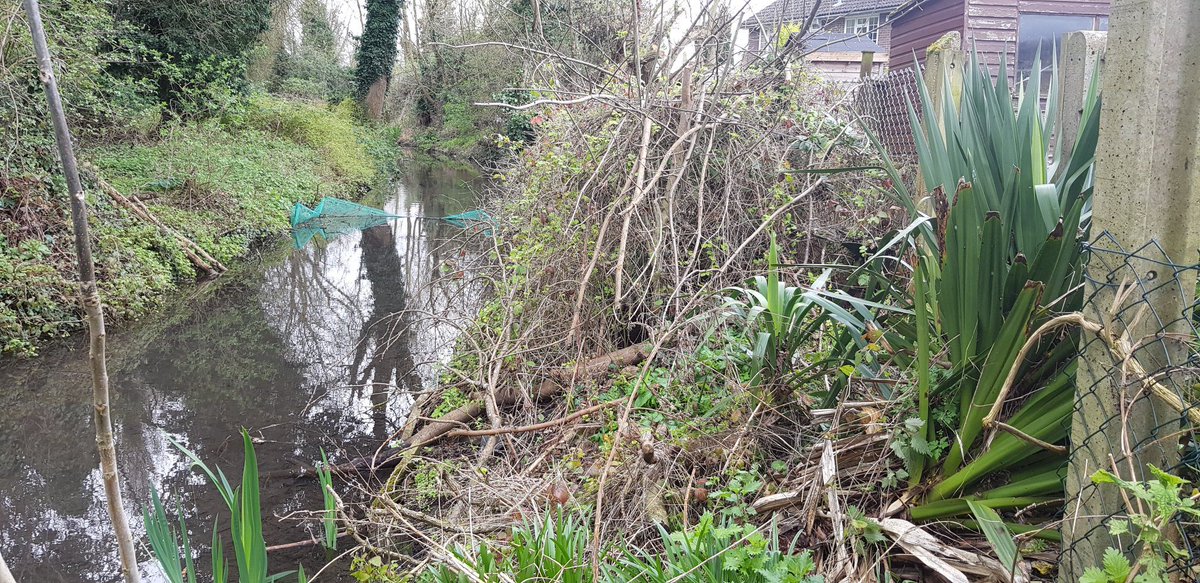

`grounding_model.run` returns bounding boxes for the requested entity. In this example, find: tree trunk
[355,0,402,120]
[365,77,388,120]
[23,2,143,582]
